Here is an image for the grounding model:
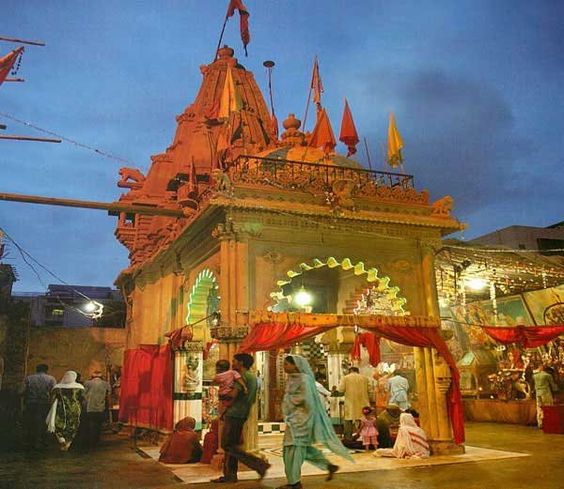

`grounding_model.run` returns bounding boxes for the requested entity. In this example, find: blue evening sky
[1,1,562,291]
